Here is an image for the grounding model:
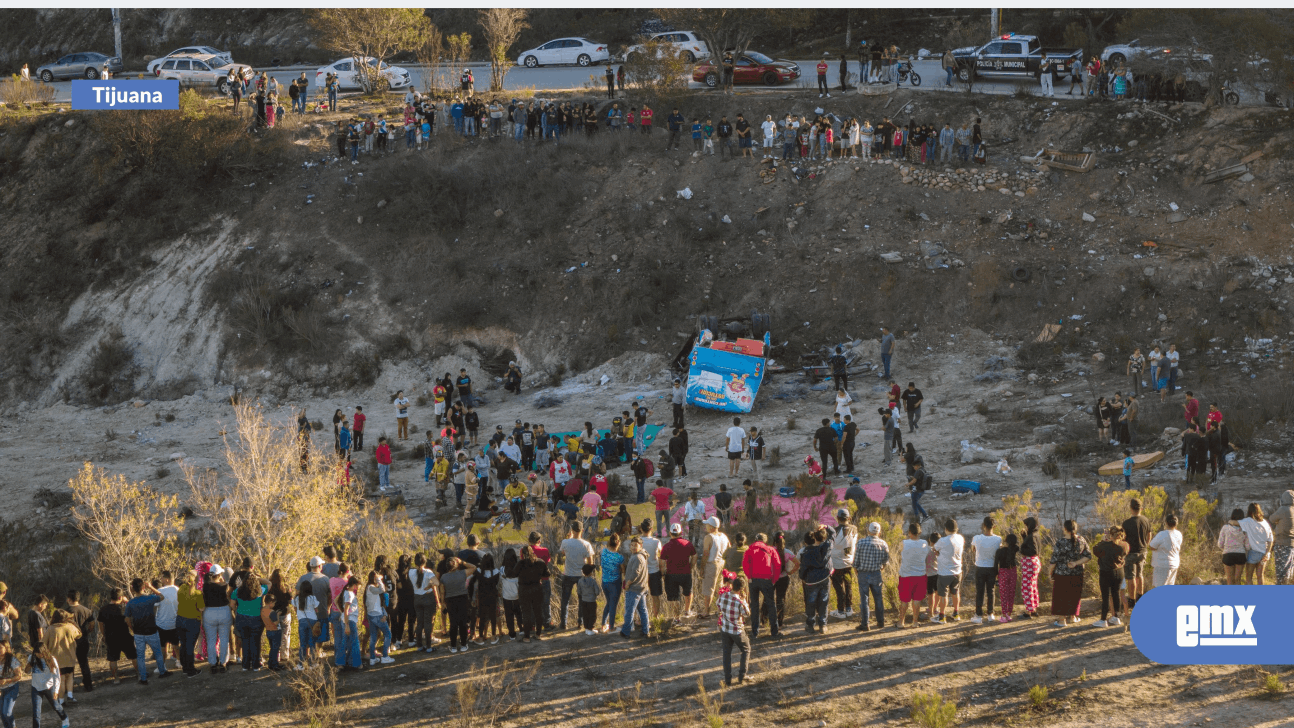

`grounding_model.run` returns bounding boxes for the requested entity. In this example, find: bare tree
[413,20,446,94]
[446,32,474,92]
[479,8,529,93]
[68,463,186,594]
[659,9,798,93]
[306,9,434,93]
